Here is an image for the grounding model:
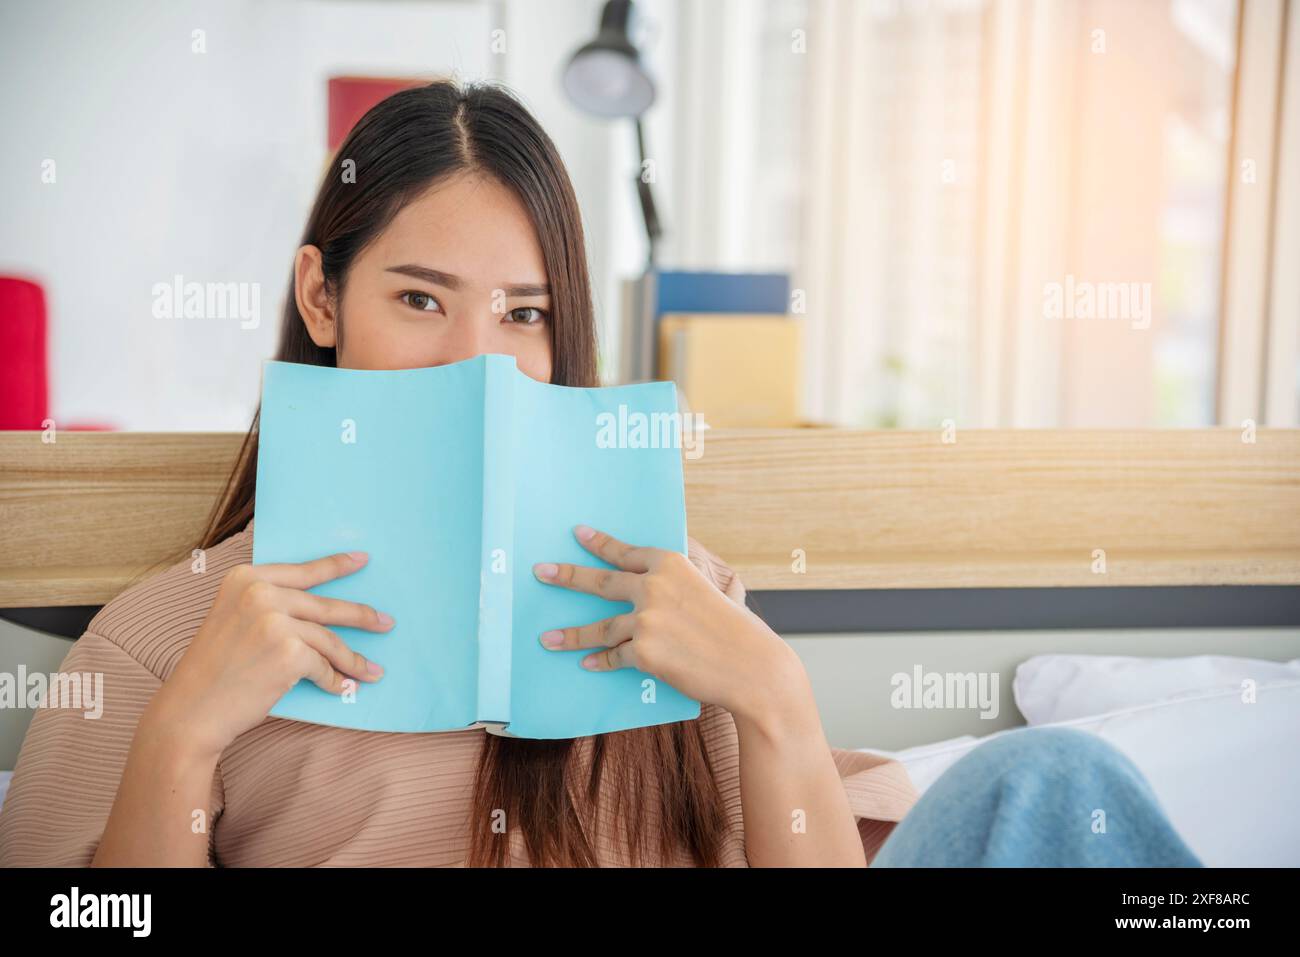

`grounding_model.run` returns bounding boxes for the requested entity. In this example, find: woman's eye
[401,291,440,312]
[506,307,547,325]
